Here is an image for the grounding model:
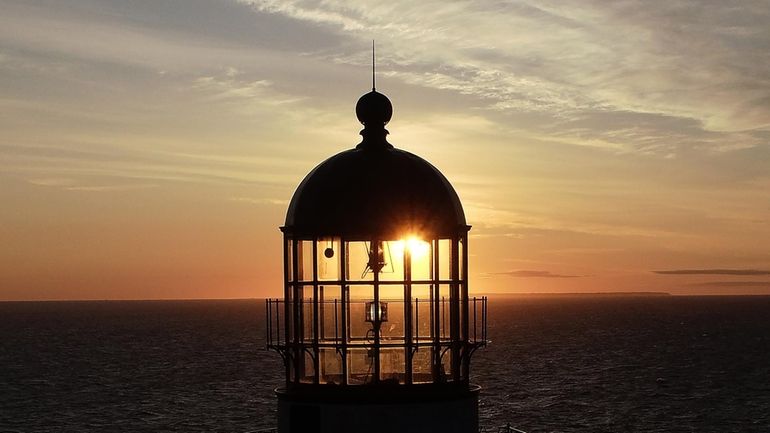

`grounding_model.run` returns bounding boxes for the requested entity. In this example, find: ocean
[1,296,768,433]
